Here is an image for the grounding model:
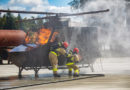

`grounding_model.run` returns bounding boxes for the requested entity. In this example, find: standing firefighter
[66,48,80,77]
[49,41,69,77]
